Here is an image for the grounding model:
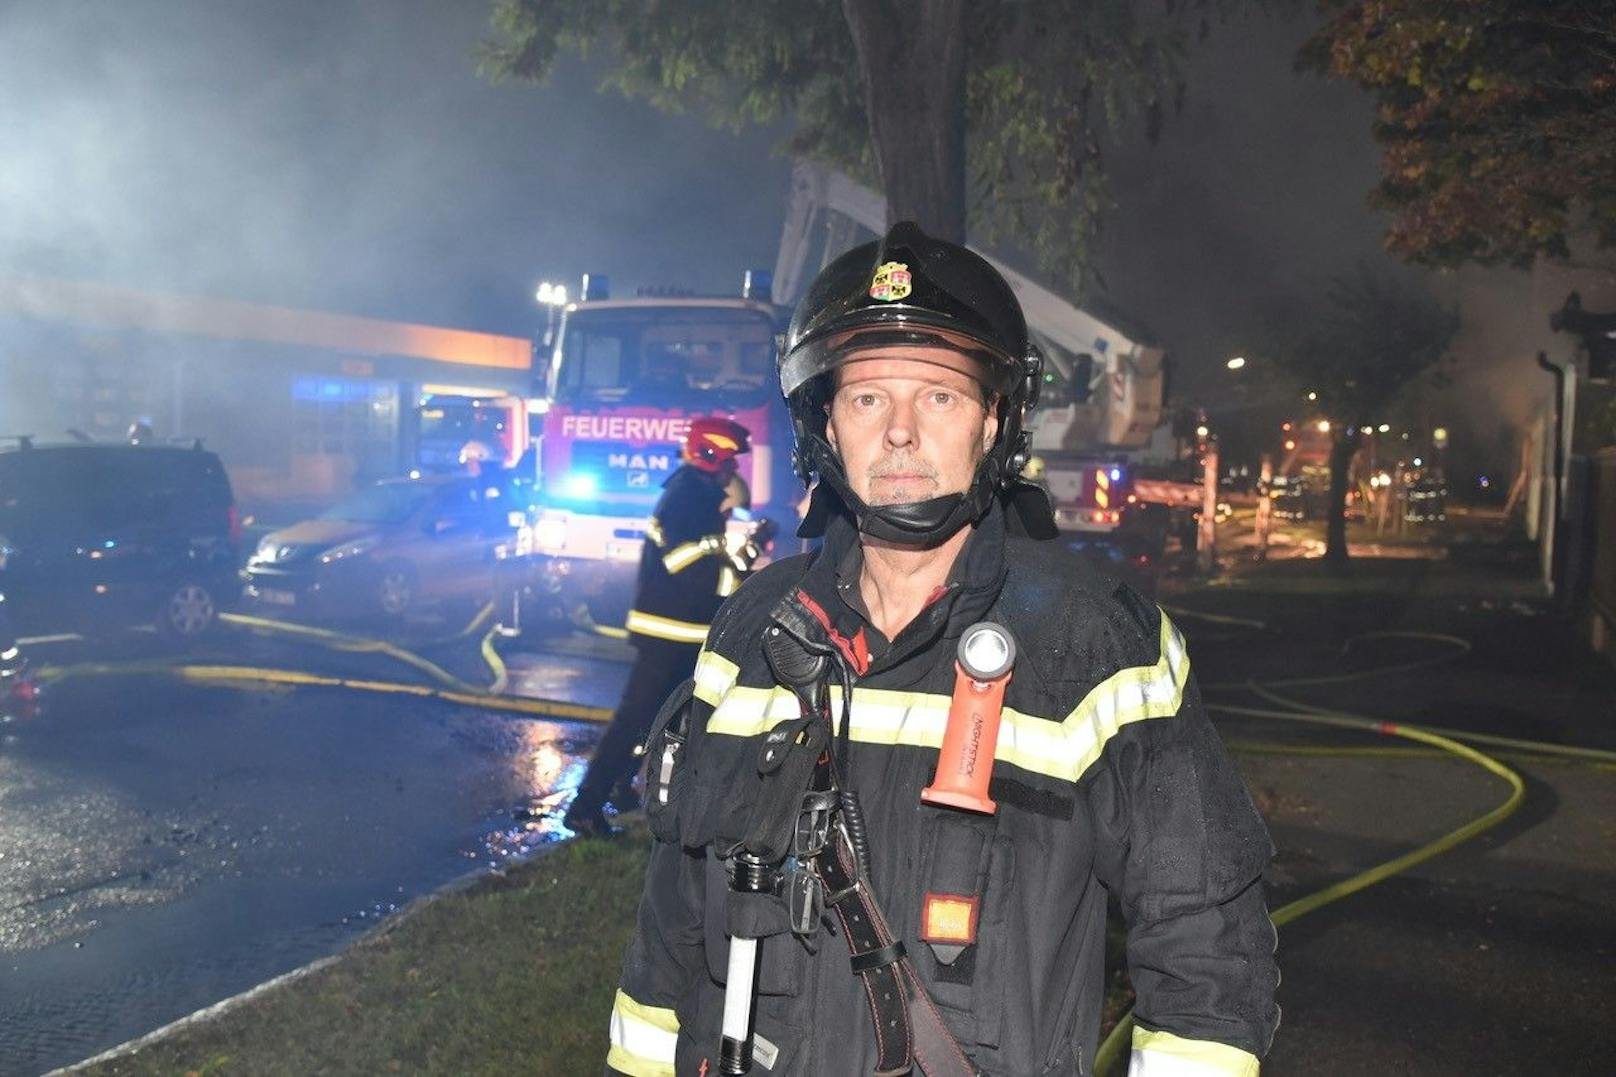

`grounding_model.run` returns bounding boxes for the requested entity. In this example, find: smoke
[0,0,791,335]
[1085,3,1554,479]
